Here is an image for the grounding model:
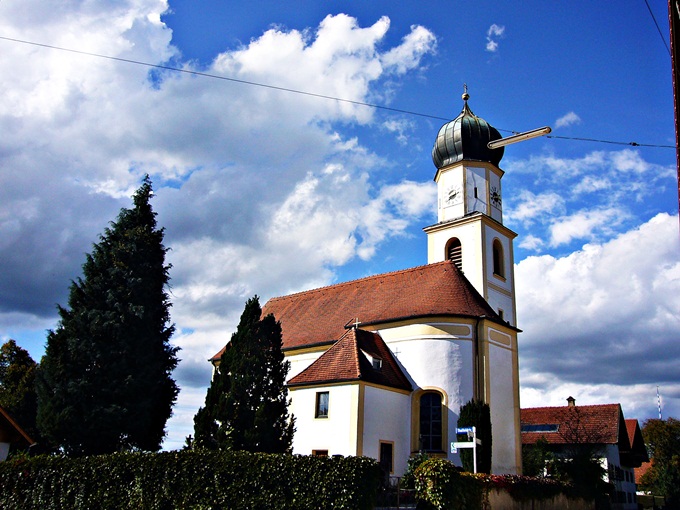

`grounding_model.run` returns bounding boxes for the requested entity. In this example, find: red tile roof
[263,260,503,351]
[288,328,412,391]
[521,404,626,446]
[624,418,650,466]
[635,461,652,483]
